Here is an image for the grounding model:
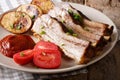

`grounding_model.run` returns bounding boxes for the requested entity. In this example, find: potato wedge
[31,0,54,14]
[0,11,32,34]
[17,4,42,20]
